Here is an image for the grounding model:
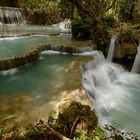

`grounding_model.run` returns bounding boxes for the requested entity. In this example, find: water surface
[0,36,92,58]
[0,54,84,126]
